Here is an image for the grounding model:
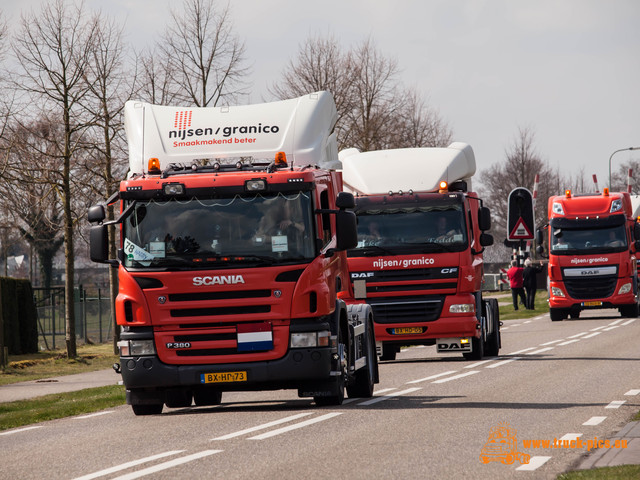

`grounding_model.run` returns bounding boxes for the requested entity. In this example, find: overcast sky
[3,0,639,192]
